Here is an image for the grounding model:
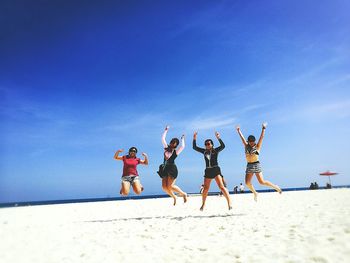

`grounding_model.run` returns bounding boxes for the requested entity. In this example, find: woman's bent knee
[162,186,168,191]
[203,188,209,194]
